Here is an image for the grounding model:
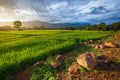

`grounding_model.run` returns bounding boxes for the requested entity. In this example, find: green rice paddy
[0,30,112,80]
